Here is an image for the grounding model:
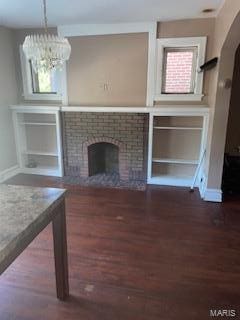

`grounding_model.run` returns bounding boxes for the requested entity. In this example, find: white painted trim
[10,104,210,115]
[58,22,157,107]
[61,63,68,105]
[61,105,150,113]
[147,109,209,188]
[0,165,20,183]
[61,105,210,115]
[198,168,222,202]
[199,174,223,203]
[20,45,31,100]
[11,108,63,178]
[9,103,212,192]
[55,111,64,177]
[147,113,154,181]
[10,105,61,112]
[146,24,157,106]
[152,158,198,165]
[12,111,24,169]
[58,22,157,37]
[22,93,62,101]
[155,37,207,102]
[154,94,204,101]
[150,107,209,116]
[198,113,209,187]
[154,126,202,130]
[148,176,193,187]
[21,167,61,177]
[190,112,209,190]
[204,188,222,202]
